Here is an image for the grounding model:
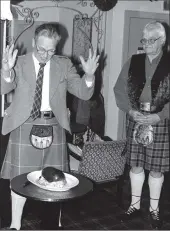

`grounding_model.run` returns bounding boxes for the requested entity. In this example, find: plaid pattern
[0,117,69,180]
[126,115,169,172]
[30,63,46,120]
